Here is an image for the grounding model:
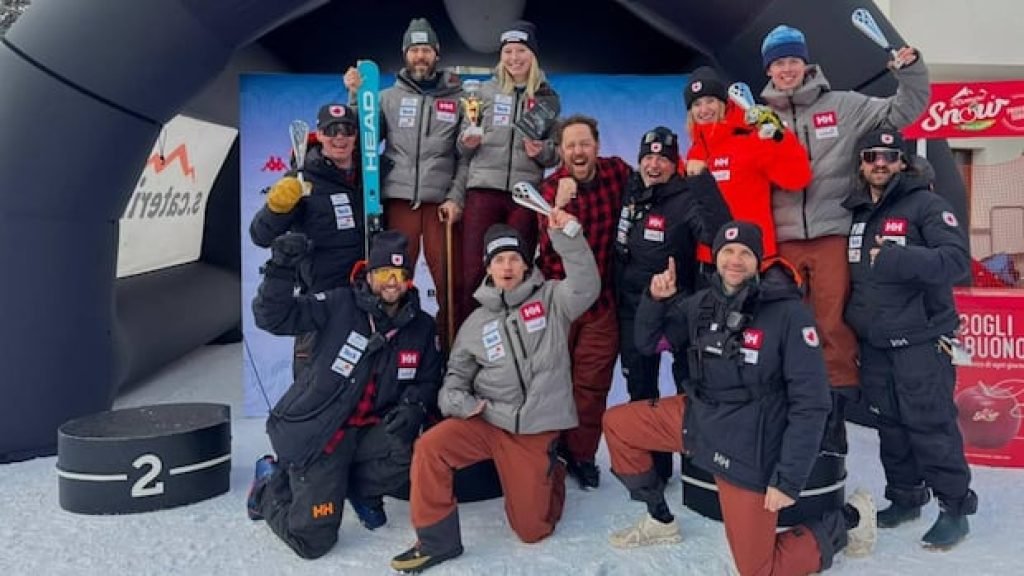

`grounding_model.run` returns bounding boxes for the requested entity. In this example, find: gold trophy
[461,79,484,138]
